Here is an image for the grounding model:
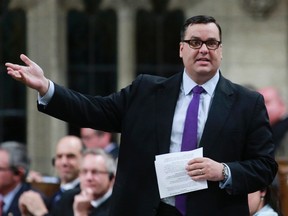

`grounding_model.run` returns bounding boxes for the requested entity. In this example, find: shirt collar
[2,183,22,212]
[61,178,80,191]
[182,69,220,96]
[104,142,116,153]
[90,188,112,208]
